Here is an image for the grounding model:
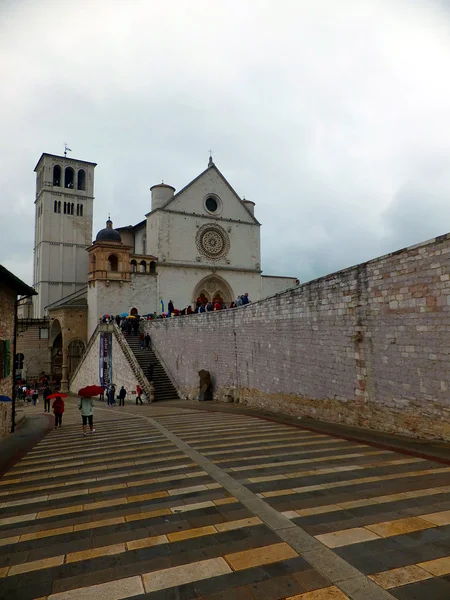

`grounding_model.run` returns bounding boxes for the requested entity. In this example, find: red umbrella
[78,385,104,398]
[47,393,68,399]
